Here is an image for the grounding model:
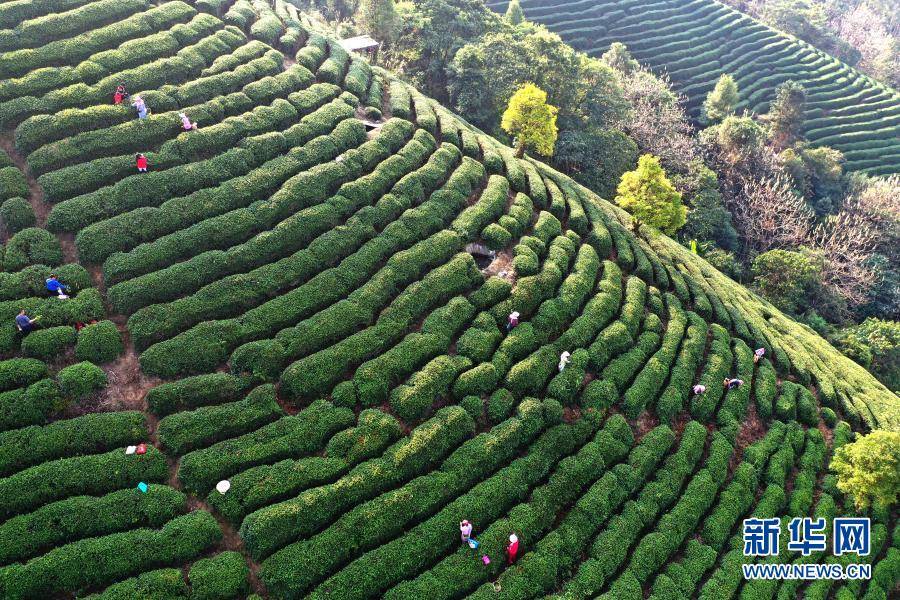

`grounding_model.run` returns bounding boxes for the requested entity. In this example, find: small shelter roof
[340,35,379,52]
